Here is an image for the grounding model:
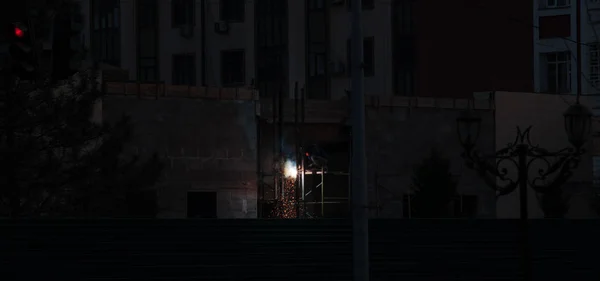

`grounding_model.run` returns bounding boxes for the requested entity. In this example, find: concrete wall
[533,0,600,94]
[115,0,254,85]
[102,95,258,218]
[326,2,393,100]
[258,96,497,218]
[366,103,497,218]
[495,91,596,218]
